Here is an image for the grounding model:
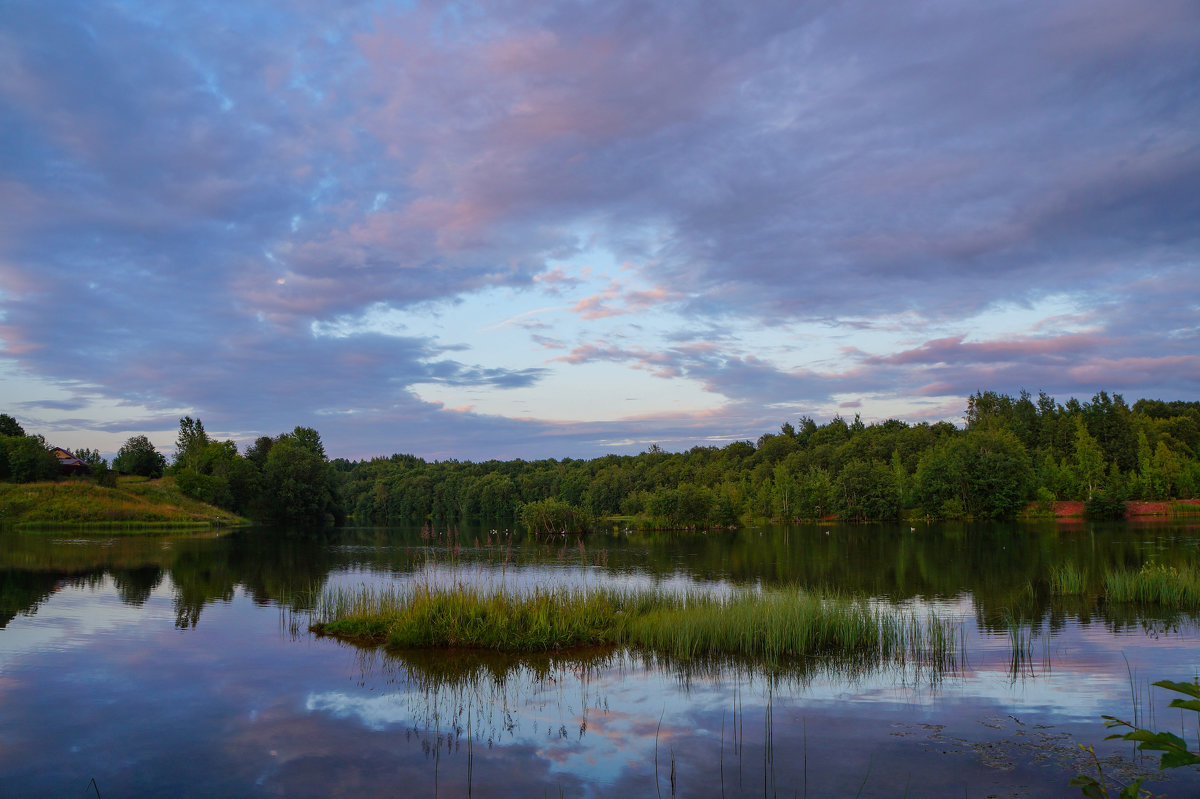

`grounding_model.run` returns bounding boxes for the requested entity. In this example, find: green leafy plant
[1104,680,1200,769]
[1073,679,1200,797]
